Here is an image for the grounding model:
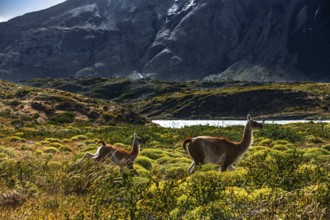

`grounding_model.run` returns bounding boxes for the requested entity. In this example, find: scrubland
[1,79,329,219]
[0,121,329,219]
